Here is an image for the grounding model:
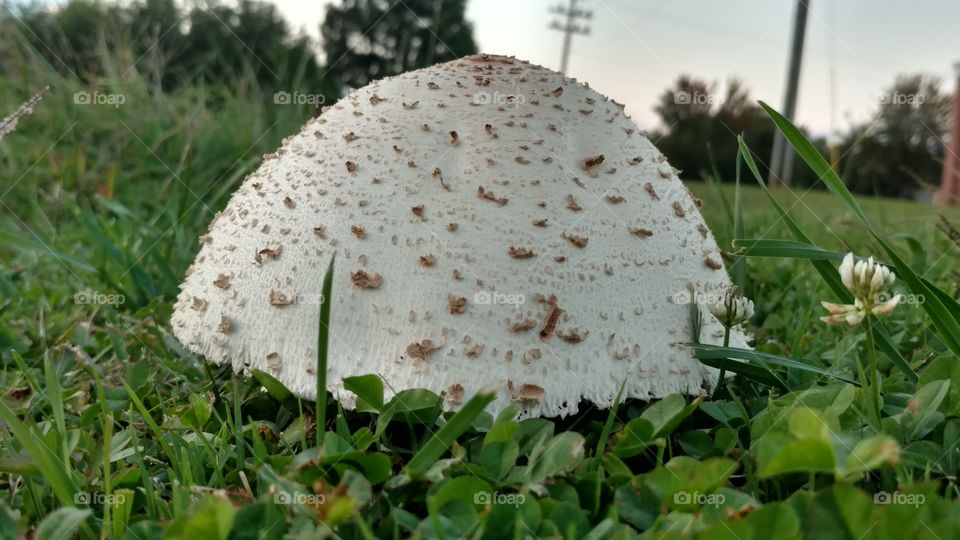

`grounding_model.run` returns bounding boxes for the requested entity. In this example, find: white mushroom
[170,54,749,418]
